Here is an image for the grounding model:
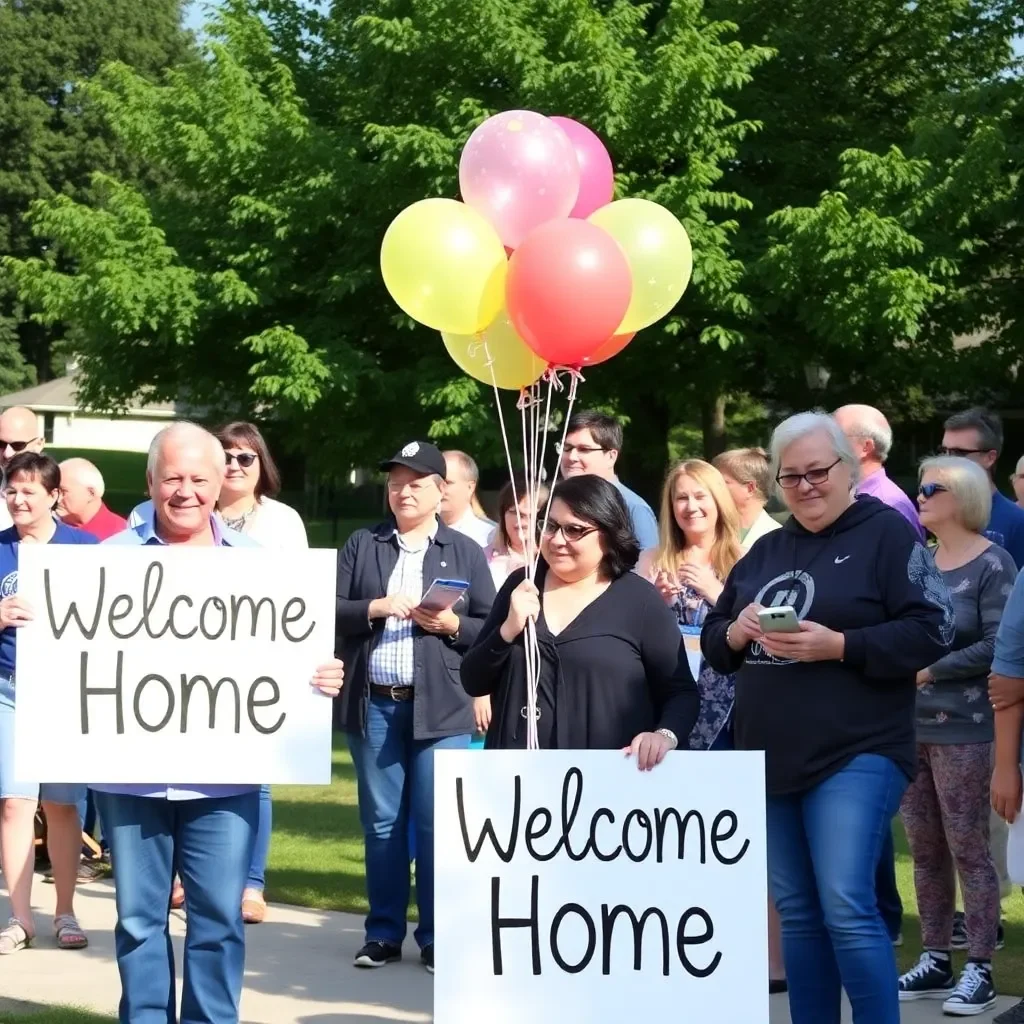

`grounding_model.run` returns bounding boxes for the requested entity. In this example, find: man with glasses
[558,410,658,550]
[942,408,1024,569]
[0,407,44,529]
